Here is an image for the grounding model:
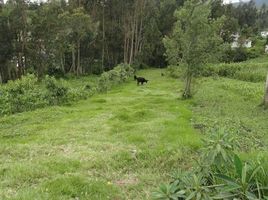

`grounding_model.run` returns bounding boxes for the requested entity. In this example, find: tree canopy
[164,0,224,98]
[0,0,267,83]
